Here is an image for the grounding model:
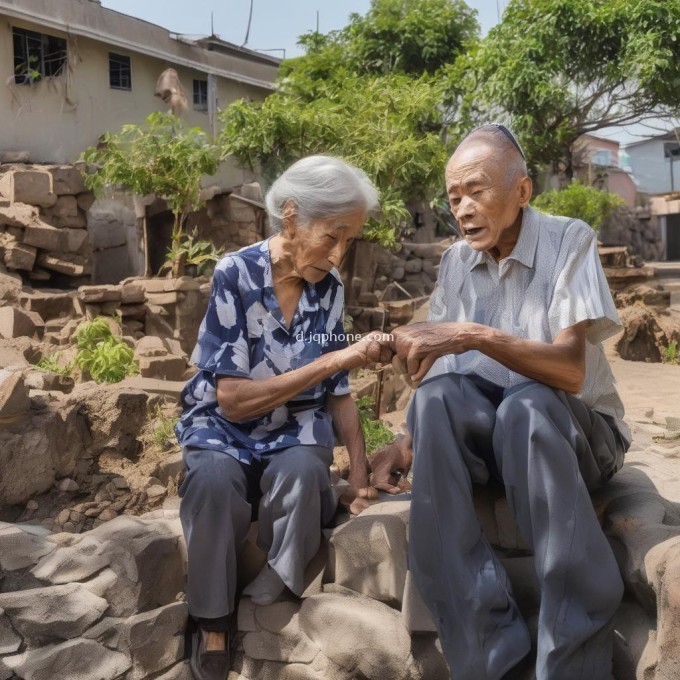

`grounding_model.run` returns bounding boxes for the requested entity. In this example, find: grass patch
[357,395,395,455]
